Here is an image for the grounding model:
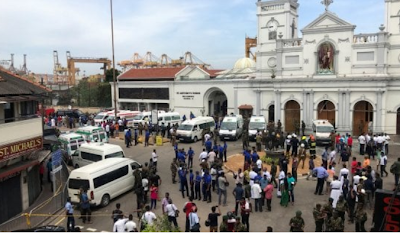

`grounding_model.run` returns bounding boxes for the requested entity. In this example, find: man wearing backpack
[390,158,400,187]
